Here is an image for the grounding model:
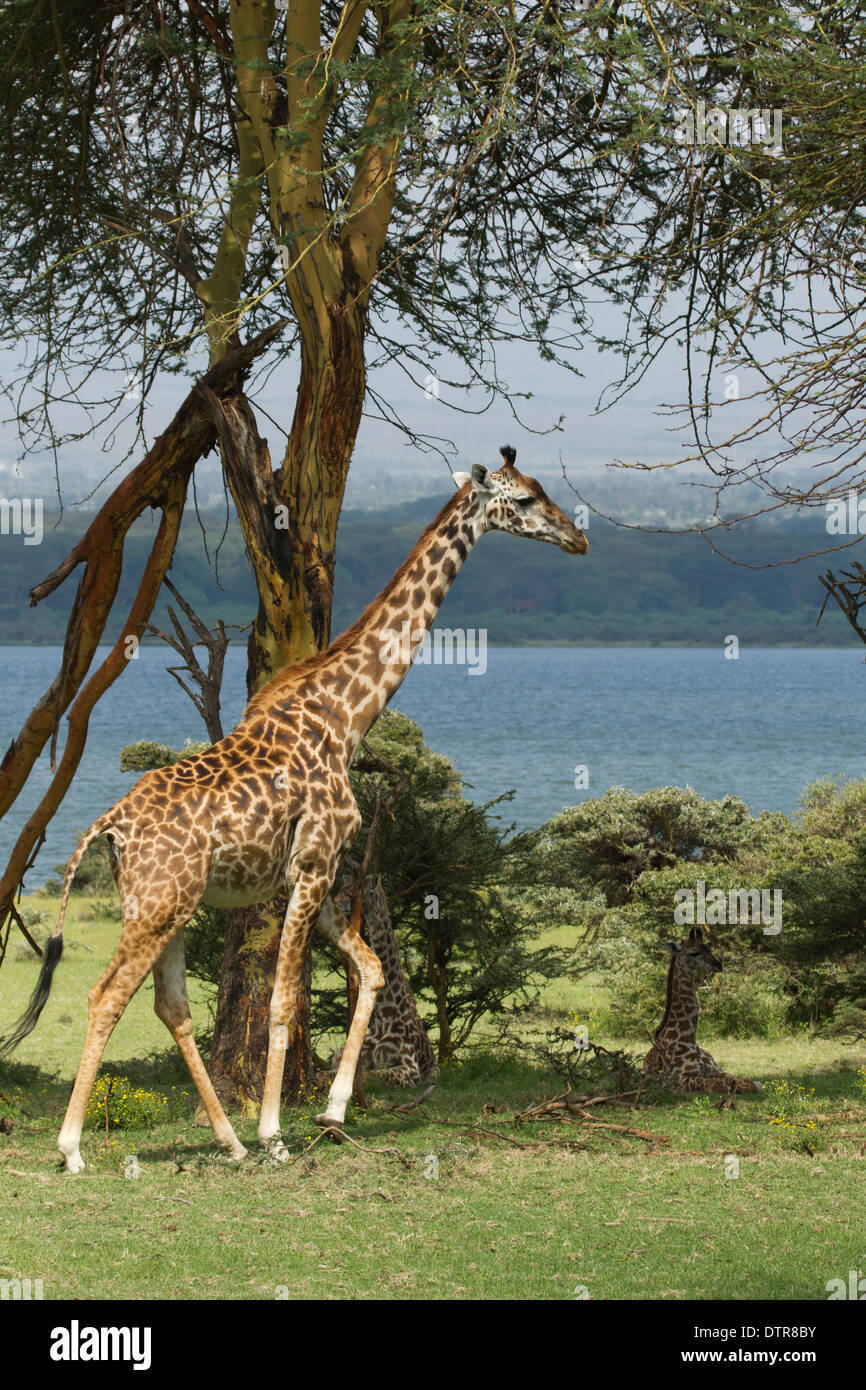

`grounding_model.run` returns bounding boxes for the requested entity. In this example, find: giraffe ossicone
[641,927,763,1094]
[0,445,587,1172]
